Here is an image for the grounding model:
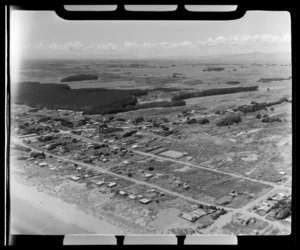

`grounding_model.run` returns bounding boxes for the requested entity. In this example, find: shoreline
[10,177,124,235]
